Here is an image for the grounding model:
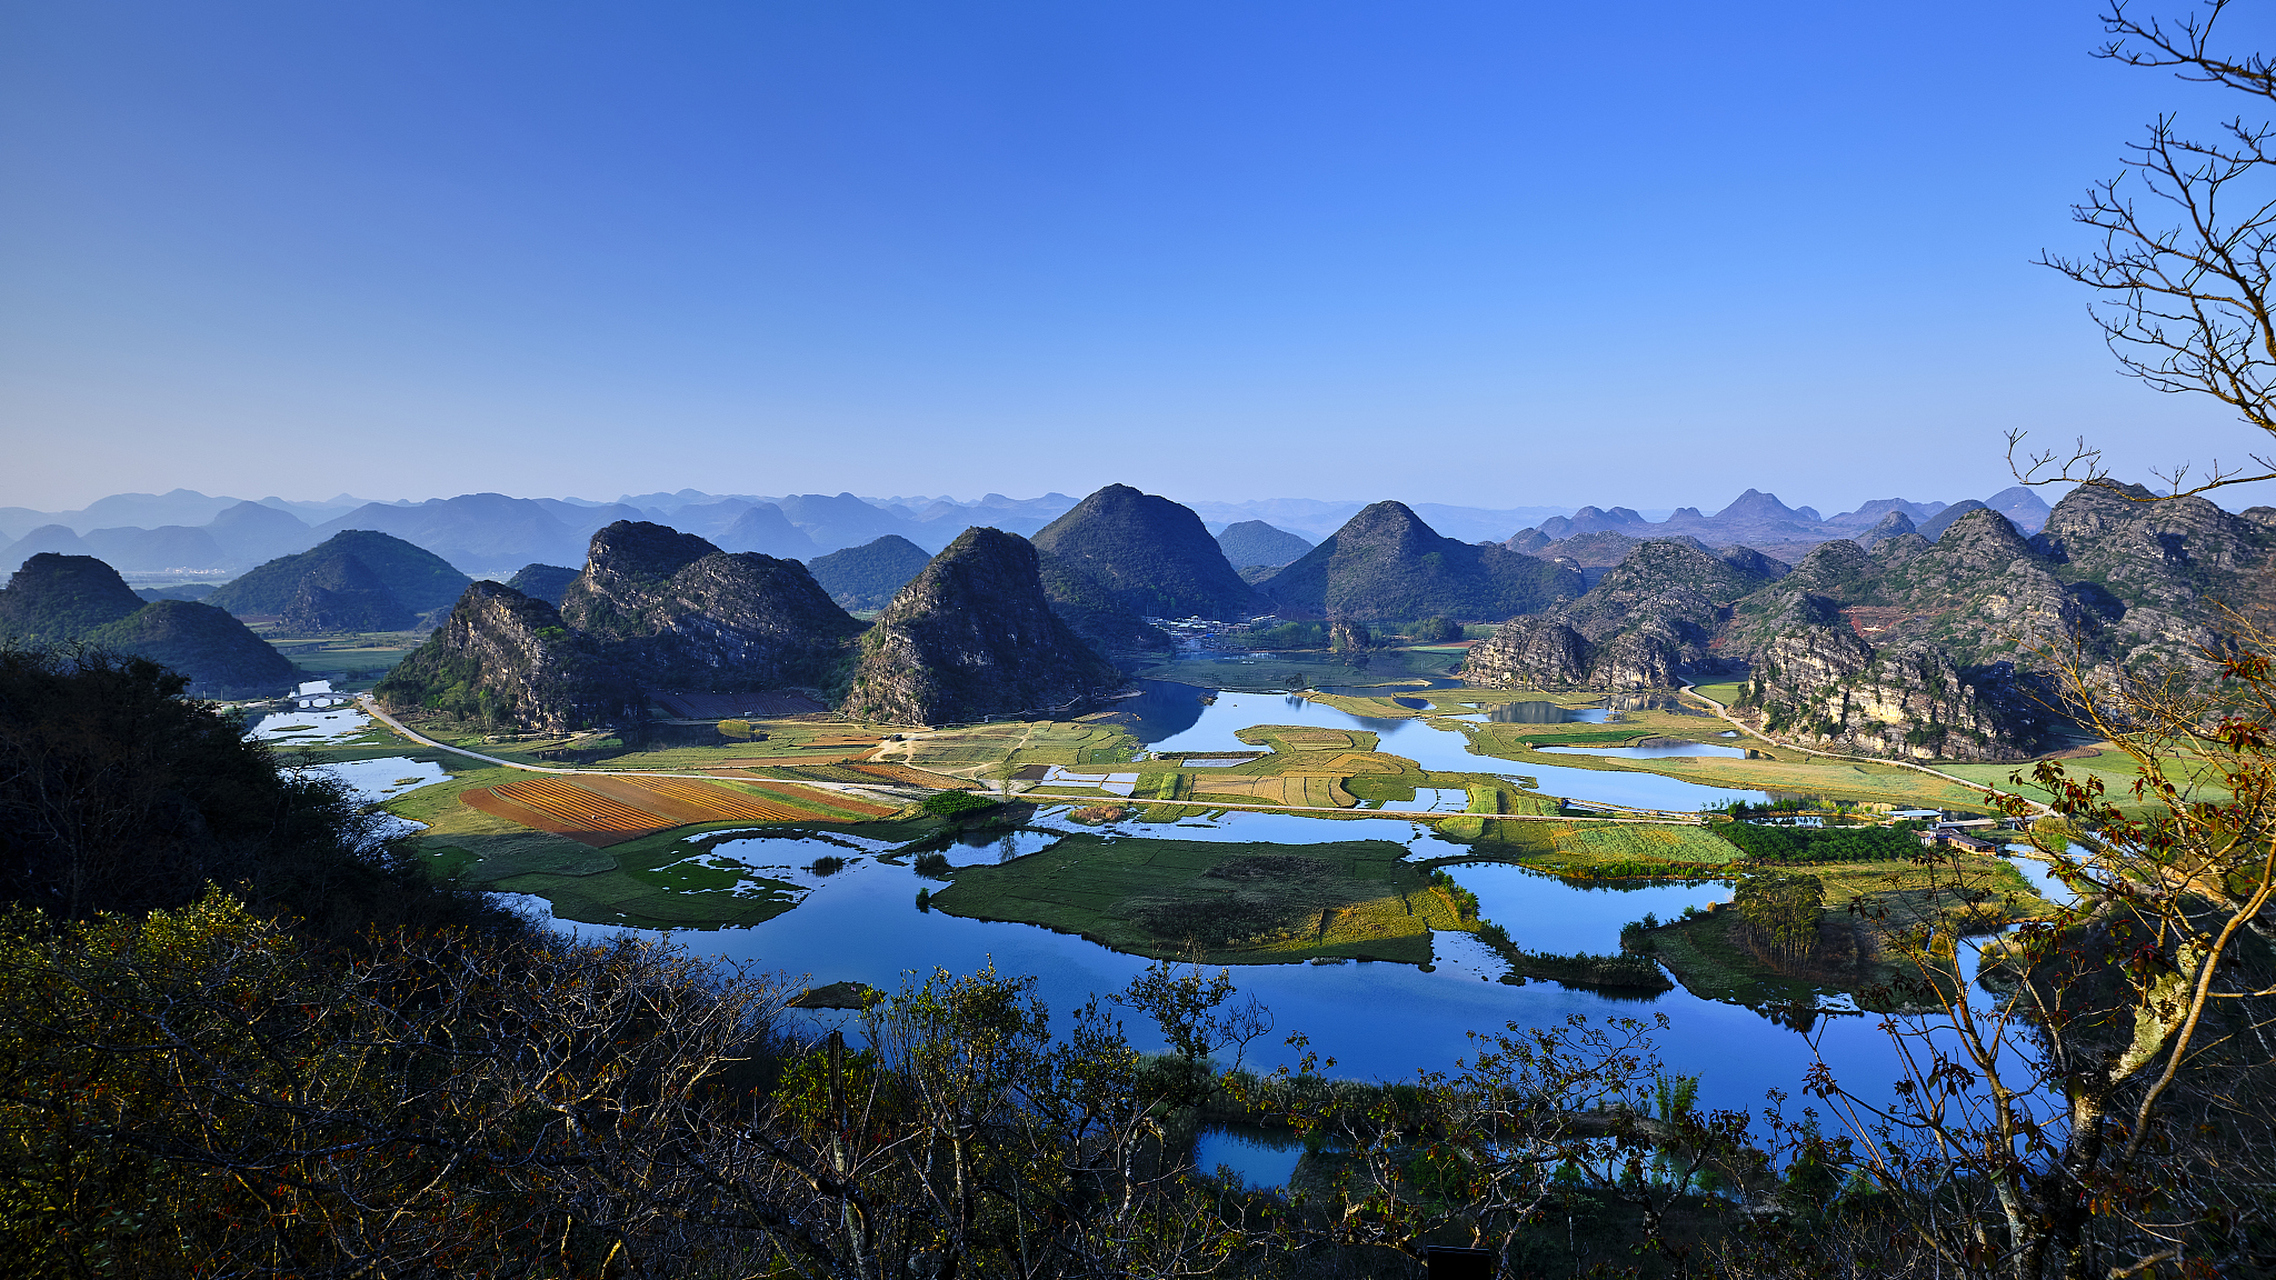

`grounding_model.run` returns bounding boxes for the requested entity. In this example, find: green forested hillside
[82,600,299,697]
[0,553,144,639]
[207,531,472,618]
[1032,485,1258,620]
[0,555,295,697]
[503,562,580,604]
[806,534,932,611]
[1260,500,1583,622]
